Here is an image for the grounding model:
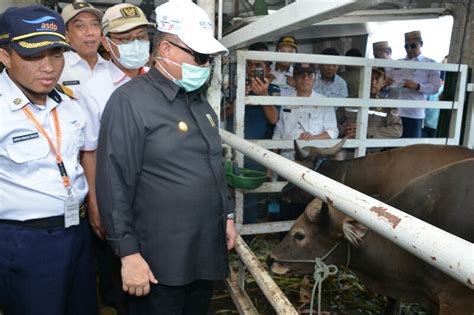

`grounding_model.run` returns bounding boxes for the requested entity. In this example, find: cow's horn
[304,198,324,223]
[294,140,310,160]
[298,138,347,159]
